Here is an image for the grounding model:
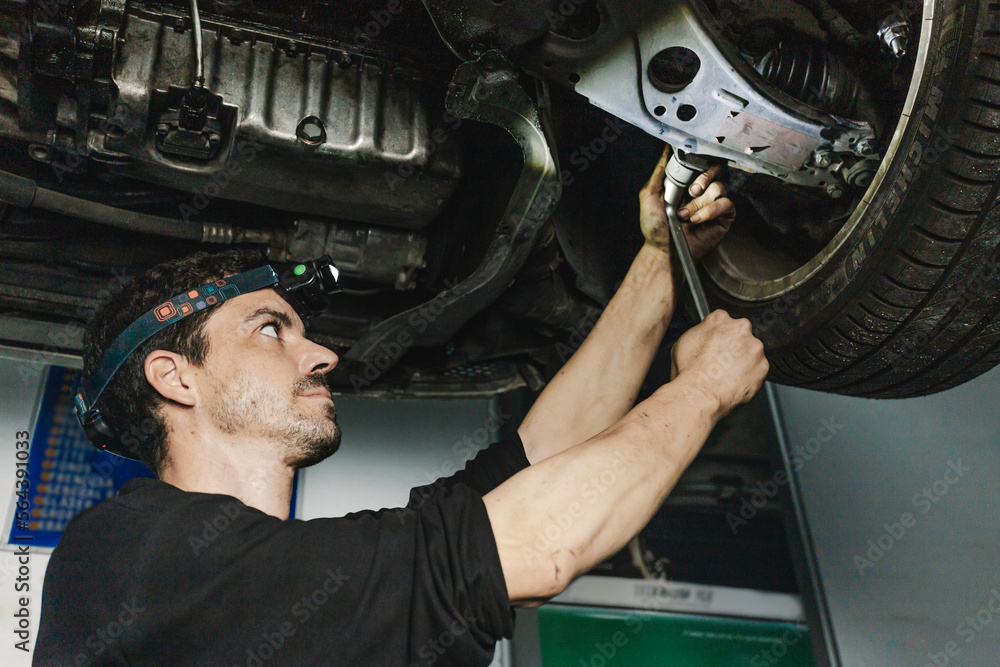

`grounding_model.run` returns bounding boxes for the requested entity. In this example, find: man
[34,146,767,665]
